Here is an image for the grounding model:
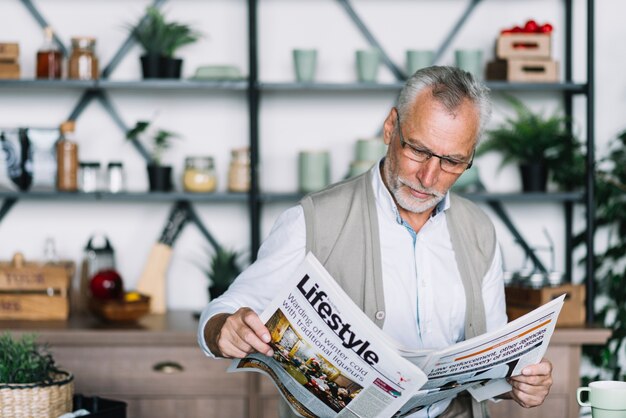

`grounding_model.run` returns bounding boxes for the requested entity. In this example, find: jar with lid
[68,37,98,80]
[57,121,79,192]
[107,162,125,193]
[79,162,101,192]
[228,147,250,192]
[183,156,217,193]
